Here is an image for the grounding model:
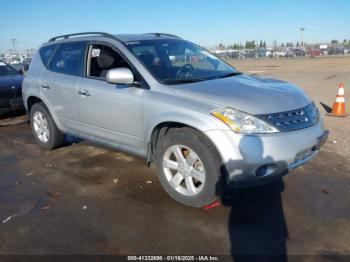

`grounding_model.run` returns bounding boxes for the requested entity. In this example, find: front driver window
[87,44,131,79]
